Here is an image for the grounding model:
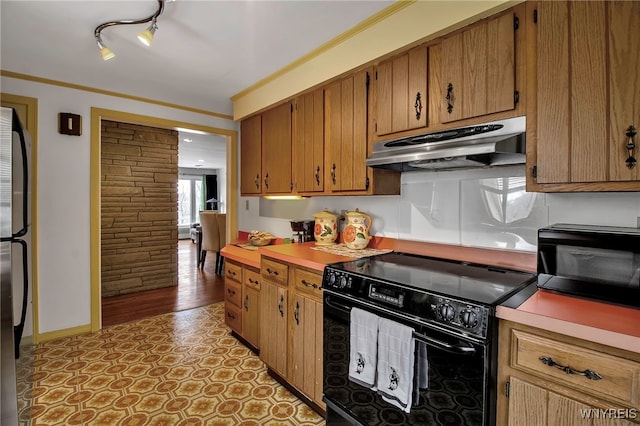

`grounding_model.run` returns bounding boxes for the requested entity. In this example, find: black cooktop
[330,252,536,306]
